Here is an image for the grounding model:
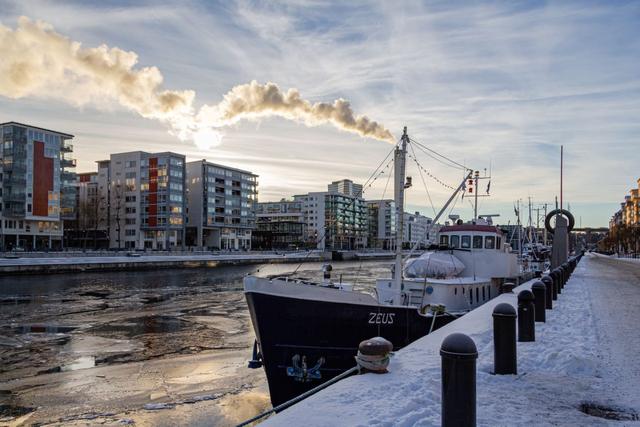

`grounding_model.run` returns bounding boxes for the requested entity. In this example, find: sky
[1,0,639,228]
